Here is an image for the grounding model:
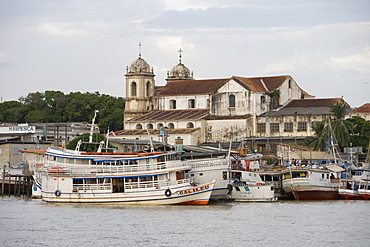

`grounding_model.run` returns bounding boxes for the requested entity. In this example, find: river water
[0,197,369,247]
